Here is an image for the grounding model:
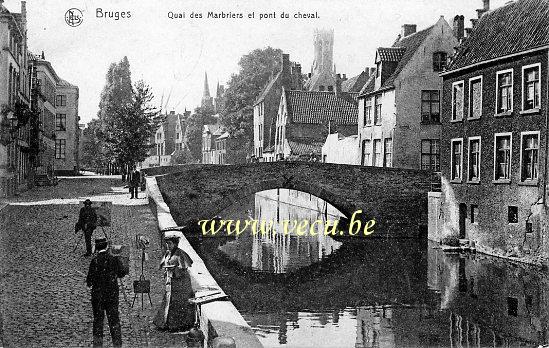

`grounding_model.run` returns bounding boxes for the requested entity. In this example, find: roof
[57,79,77,88]
[376,47,406,62]
[447,0,549,72]
[288,140,323,155]
[203,123,221,134]
[358,73,376,96]
[216,132,230,140]
[285,90,358,125]
[255,71,281,105]
[341,71,371,93]
[380,25,434,90]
